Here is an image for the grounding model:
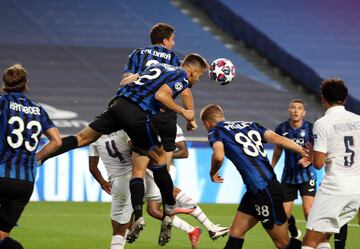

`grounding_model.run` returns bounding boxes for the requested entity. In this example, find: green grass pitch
[11,202,360,248]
